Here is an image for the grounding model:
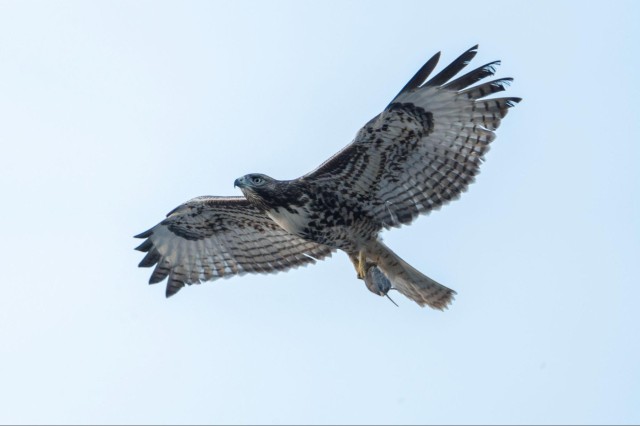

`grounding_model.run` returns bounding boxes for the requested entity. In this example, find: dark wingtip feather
[459,77,514,100]
[149,263,169,284]
[134,239,153,253]
[489,77,513,90]
[405,51,441,89]
[443,60,501,91]
[506,97,523,106]
[165,278,184,298]
[424,45,479,88]
[138,248,161,268]
[390,51,441,103]
[134,229,153,239]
